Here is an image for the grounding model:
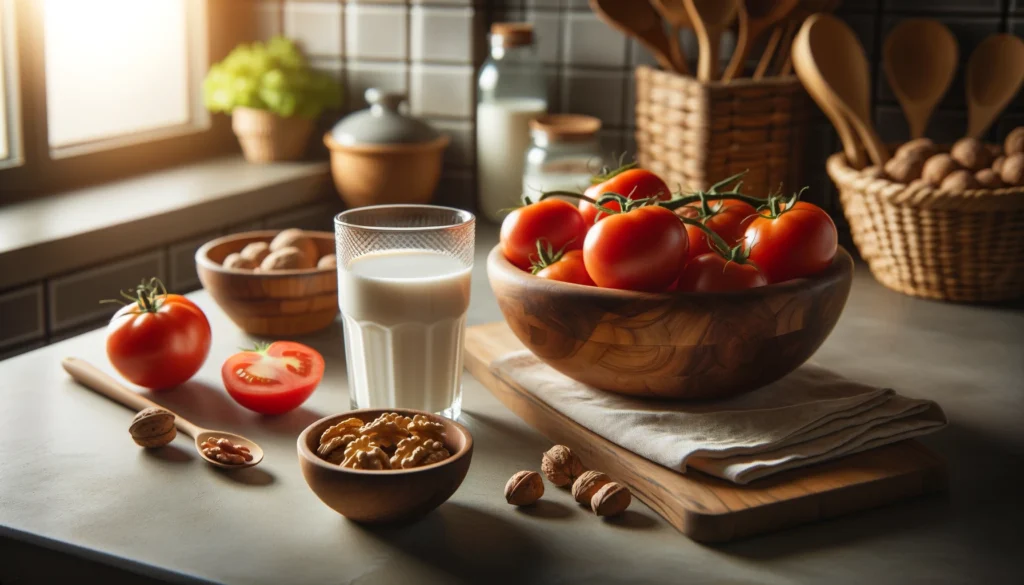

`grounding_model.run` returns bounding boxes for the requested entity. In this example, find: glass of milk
[334,205,475,420]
